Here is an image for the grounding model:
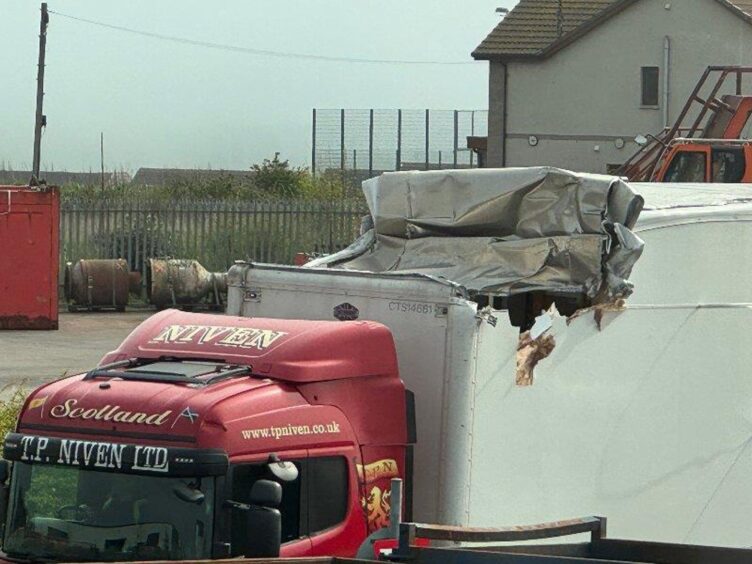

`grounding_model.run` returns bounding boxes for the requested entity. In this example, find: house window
[641,66,660,107]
